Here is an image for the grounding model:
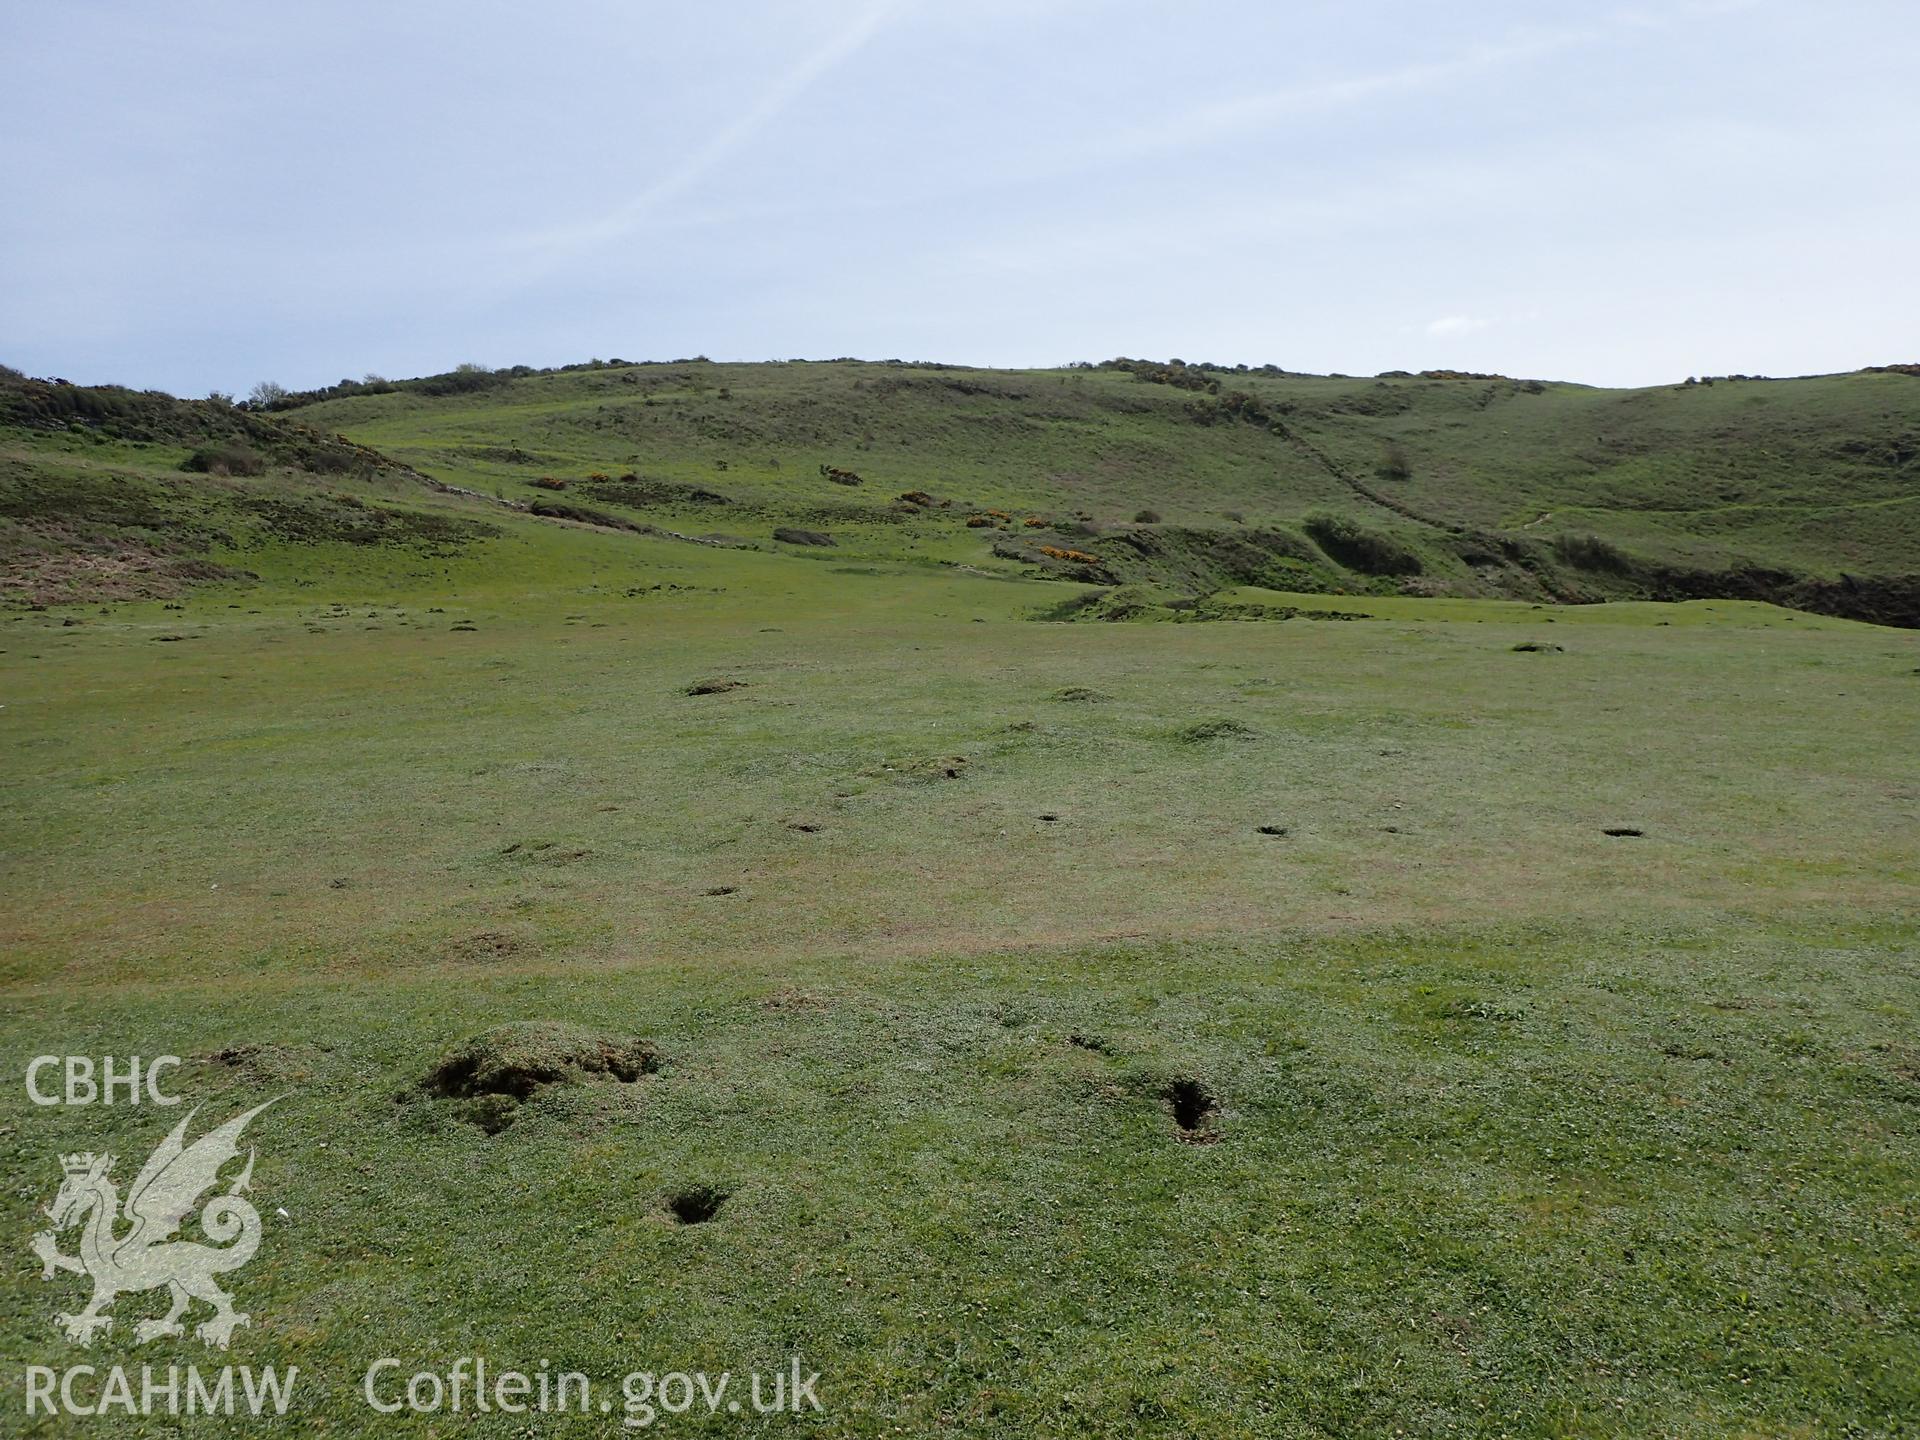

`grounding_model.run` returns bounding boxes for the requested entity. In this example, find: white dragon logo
[29,1101,276,1349]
